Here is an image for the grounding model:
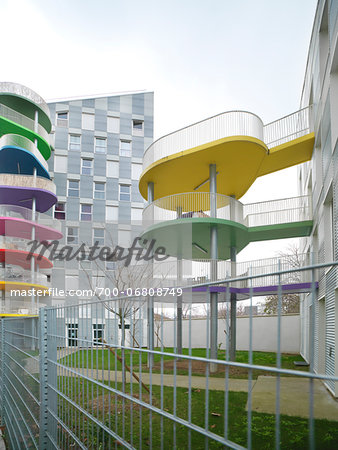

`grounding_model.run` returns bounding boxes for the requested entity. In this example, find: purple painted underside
[0,186,57,212]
